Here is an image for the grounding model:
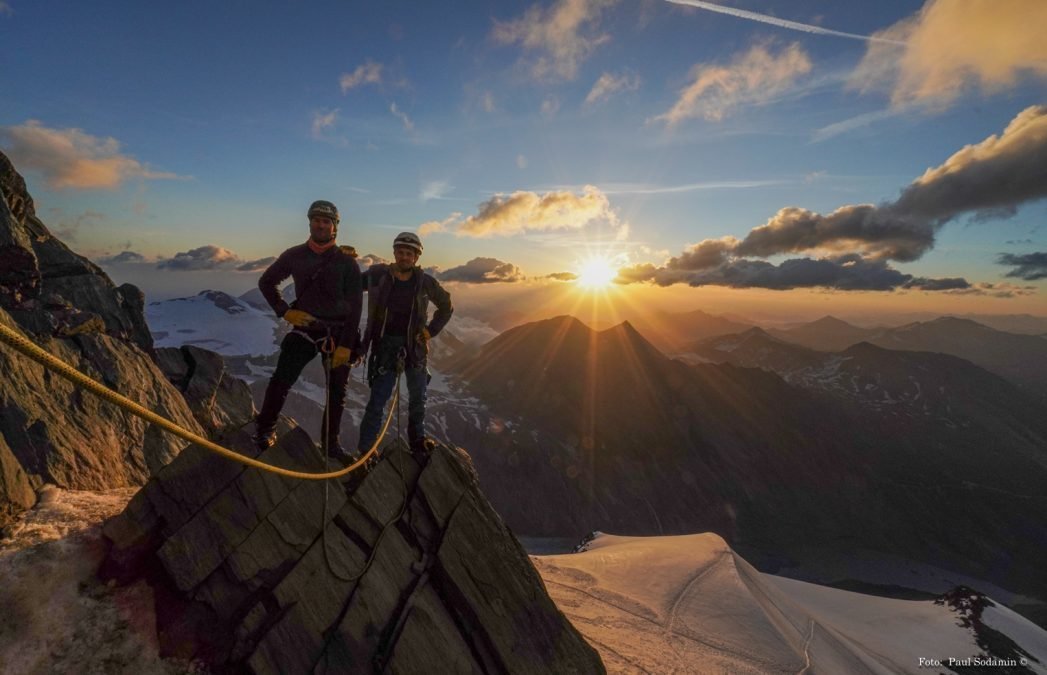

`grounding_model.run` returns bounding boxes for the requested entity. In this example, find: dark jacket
[361,264,452,365]
[259,243,363,349]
